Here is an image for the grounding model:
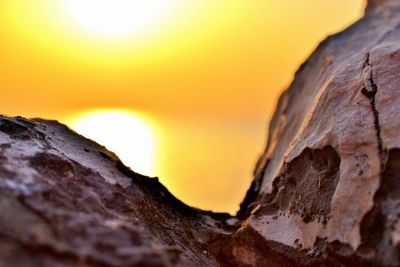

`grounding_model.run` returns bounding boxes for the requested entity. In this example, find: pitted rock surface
[0,116,232,267]
[2,0,400,266]
[229,0,400,266]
